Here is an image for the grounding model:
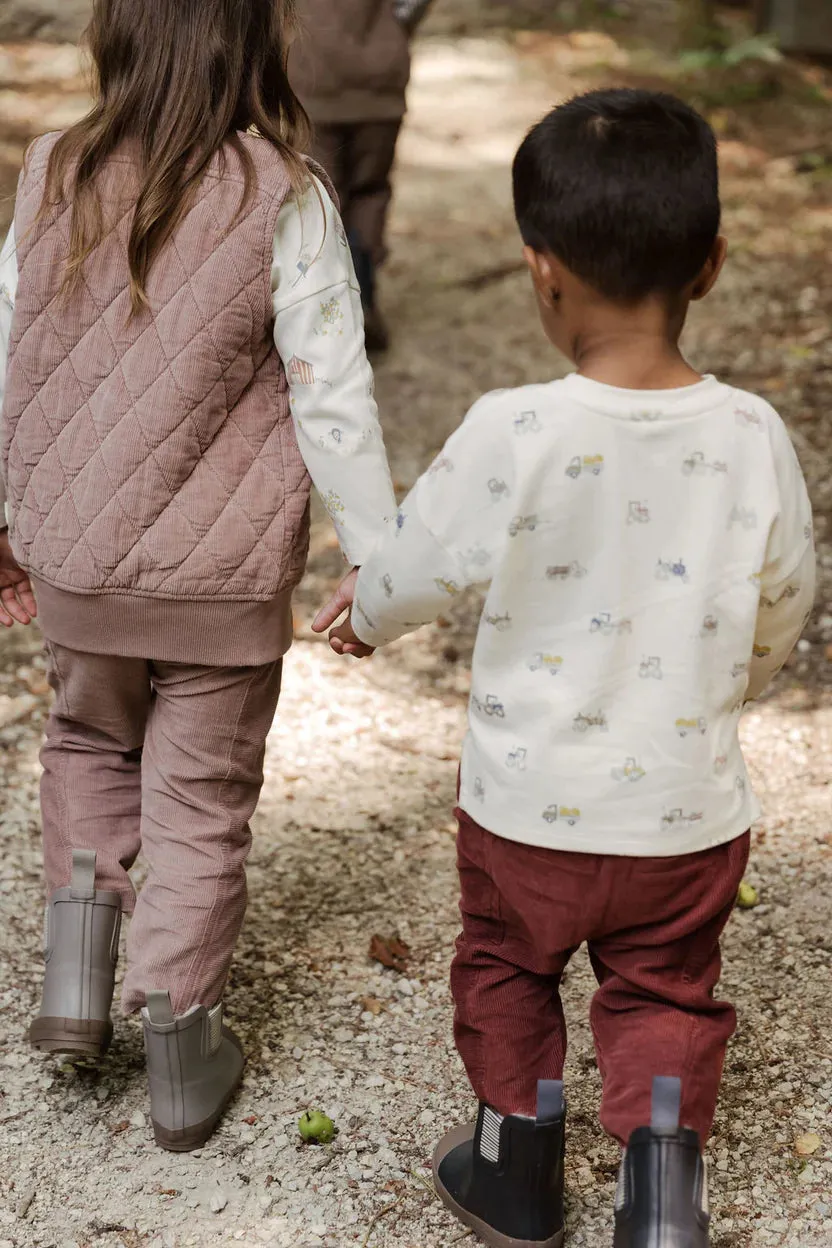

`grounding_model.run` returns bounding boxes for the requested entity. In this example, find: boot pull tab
[69,849,97,900]
[146,990,175,1025]
[651,1076,681,1130]
[536,1079,564,1124]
